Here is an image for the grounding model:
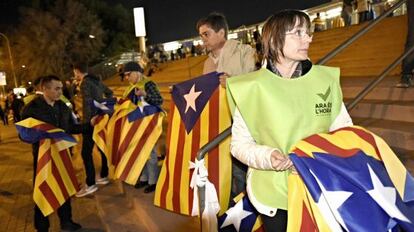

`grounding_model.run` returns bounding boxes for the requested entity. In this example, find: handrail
[346,43,414,110]
[317,0,406,64]
[195,0,408,228]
